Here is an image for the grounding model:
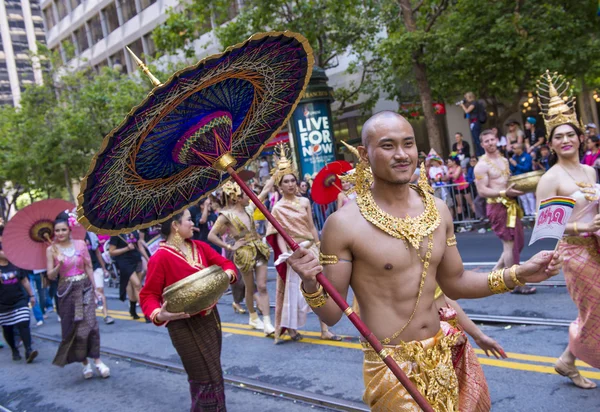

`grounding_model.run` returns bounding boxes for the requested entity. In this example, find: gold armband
[319,252,339,265]
[475,174,484,181]
[300,282,328,308]
[446,235,457,247]
[509,265,525,287]
[573,222,578,235]
[488,268,512,294]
